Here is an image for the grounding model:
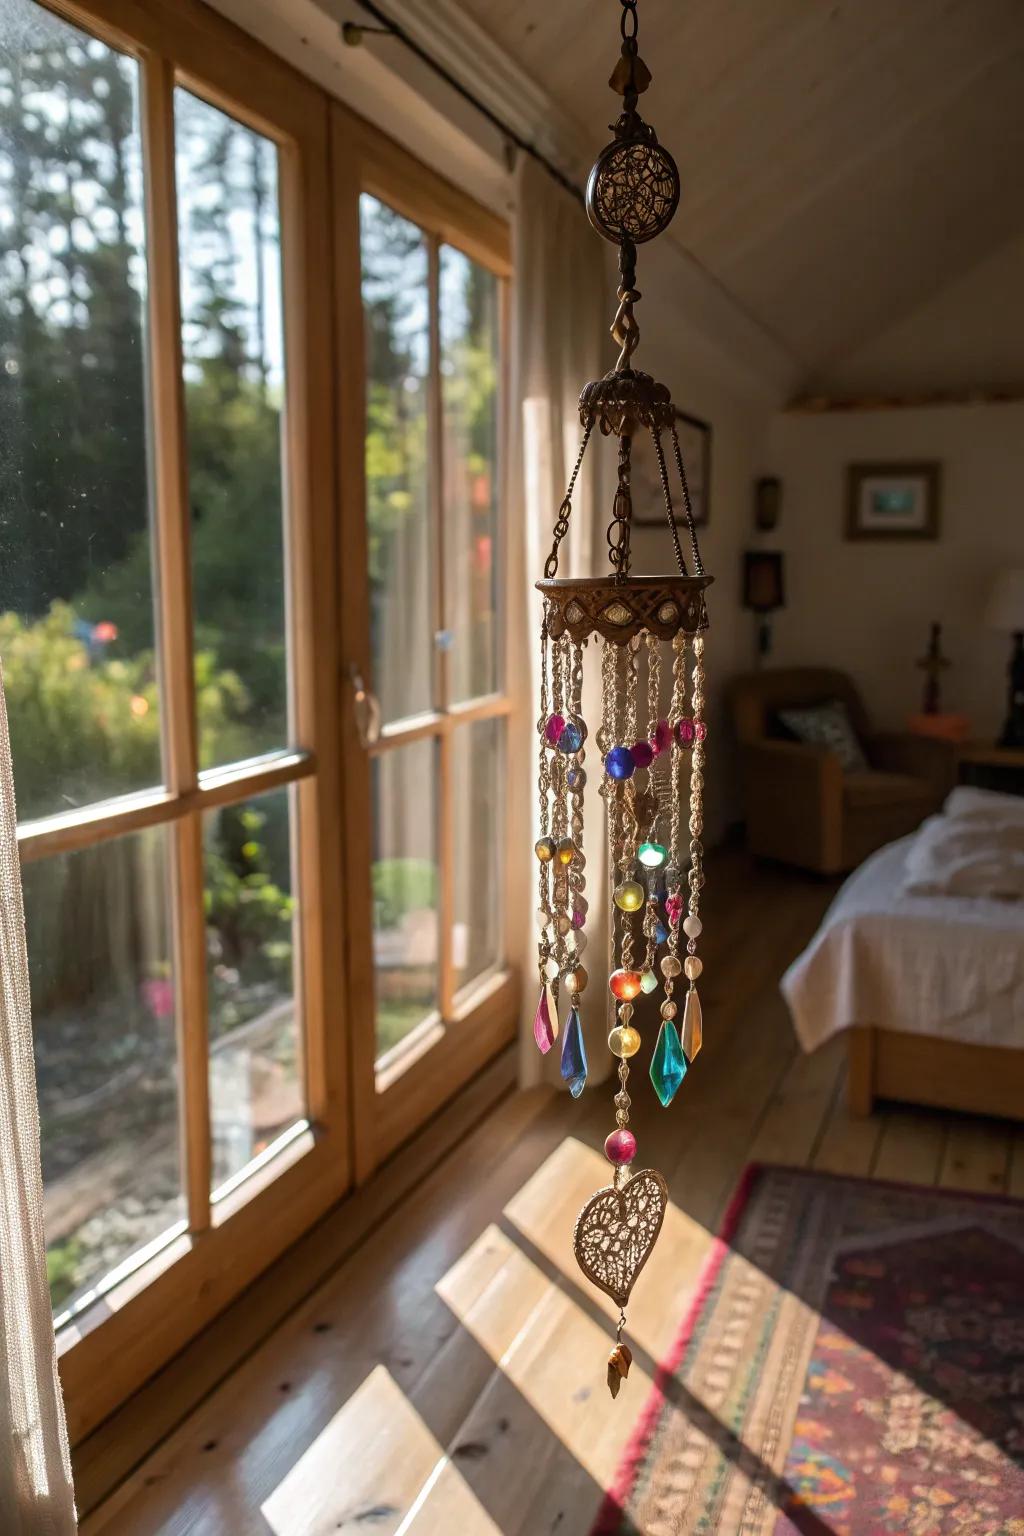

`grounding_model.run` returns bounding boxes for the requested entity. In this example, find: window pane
[175,90,289,770]
[452,718,503,993]
[25,829,182,1315]
[440,246,500,704]
[360,194,432,726]
[373,738,438,1060]
[0,5,160,821]
[205,786,302,1192]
